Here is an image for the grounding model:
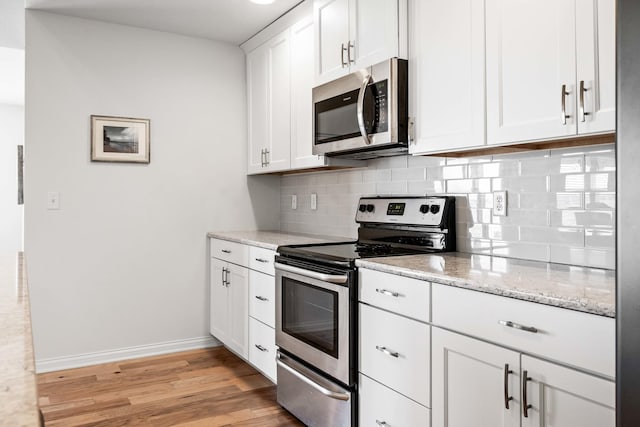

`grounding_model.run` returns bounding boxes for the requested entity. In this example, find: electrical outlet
[291,195,297,210]
[493,191,507,216]
[311,193,317,210]
[47,191,60,210]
